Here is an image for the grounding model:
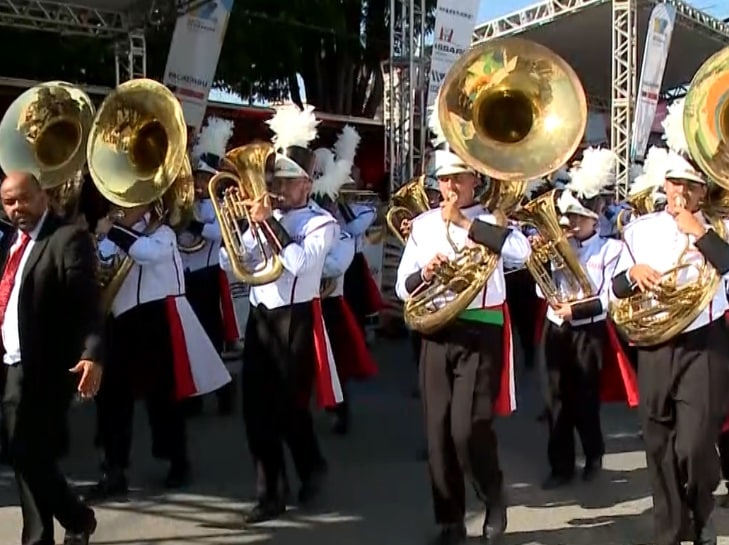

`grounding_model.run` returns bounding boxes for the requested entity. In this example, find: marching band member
[339,153,383,334]
[181,117,239,416]
[311,129,378,435]
[396,145,531,545]
[90,196,231,499]
[536,149,636,490]
[219,105,340,523]
[611,99,729,545]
